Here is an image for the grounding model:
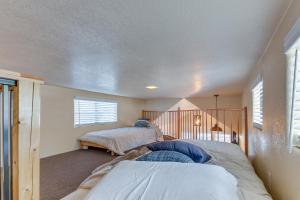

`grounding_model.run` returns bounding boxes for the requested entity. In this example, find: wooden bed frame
[80,141,117,156]
[80,135,173,156]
